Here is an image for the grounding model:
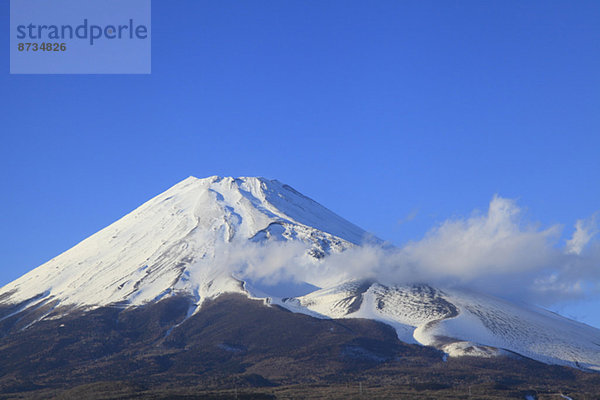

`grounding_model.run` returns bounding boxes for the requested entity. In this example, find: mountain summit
[1,176,599,375]
[0,176,365,310]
